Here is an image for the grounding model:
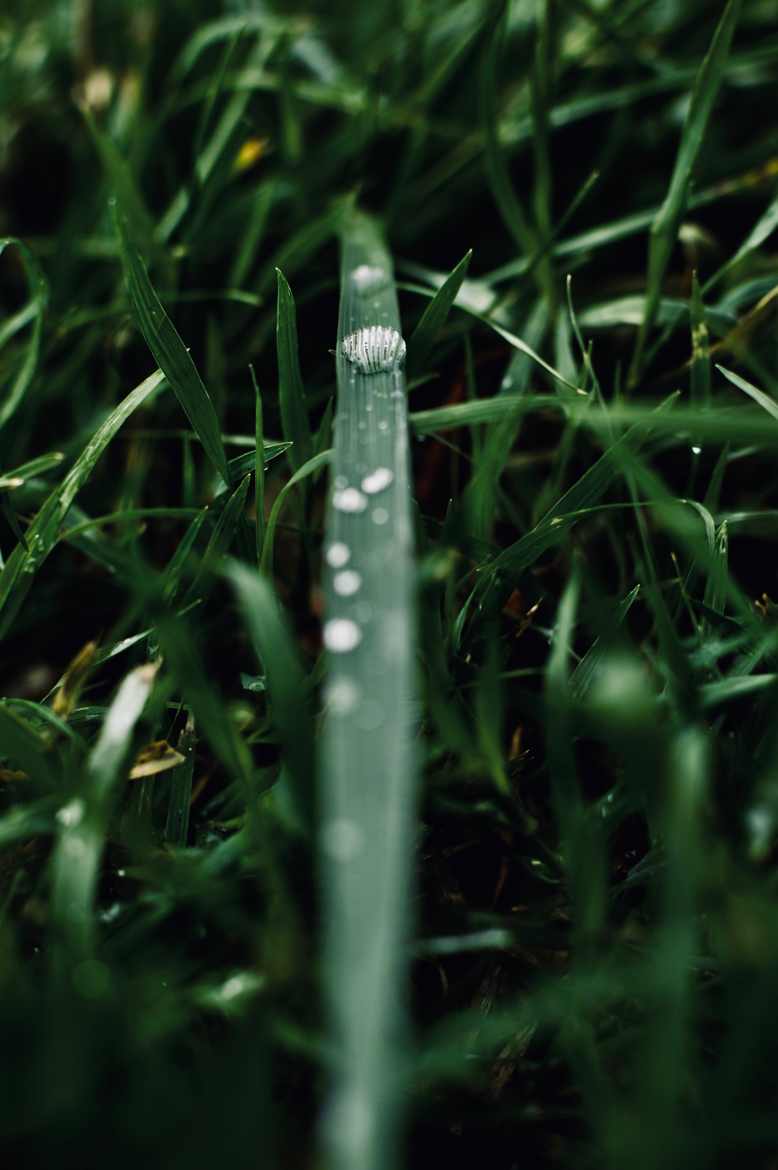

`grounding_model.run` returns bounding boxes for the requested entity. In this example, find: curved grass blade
[406,248,471,377]
[50,663,157,958]
[0,702,56,788]
[259,449,331,576]
[320,209,417,1170]
[113,202,229,482]
[0,451,64,491]
[0,238,48,430]
[0,369,166,638]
